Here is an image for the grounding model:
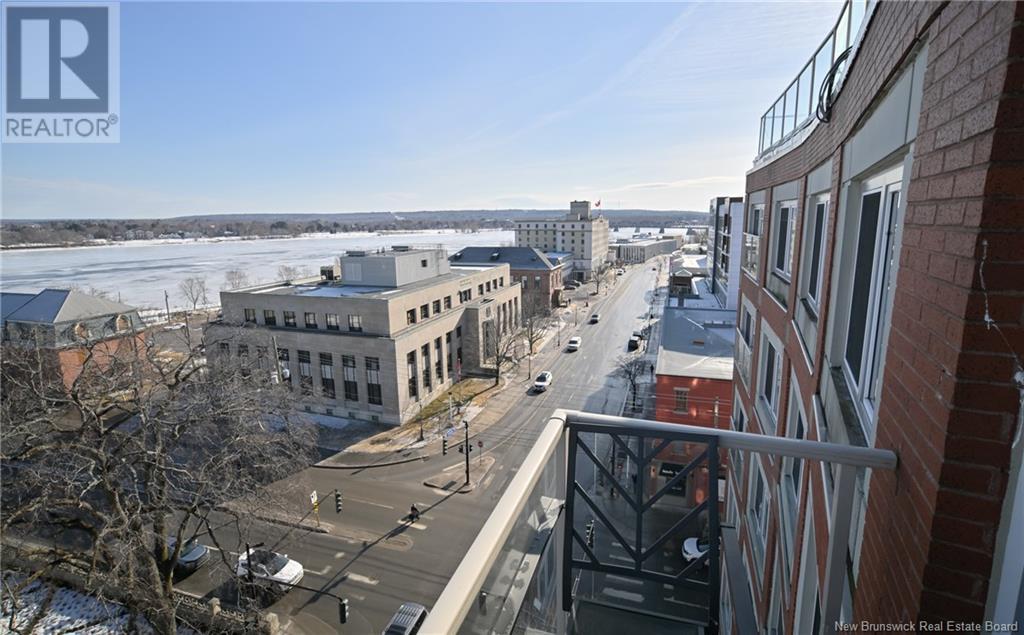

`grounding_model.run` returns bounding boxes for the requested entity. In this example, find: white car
[533,371,553,392]
[681,537,710,564]
[236,549,304,592]
[566,337,582,352]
